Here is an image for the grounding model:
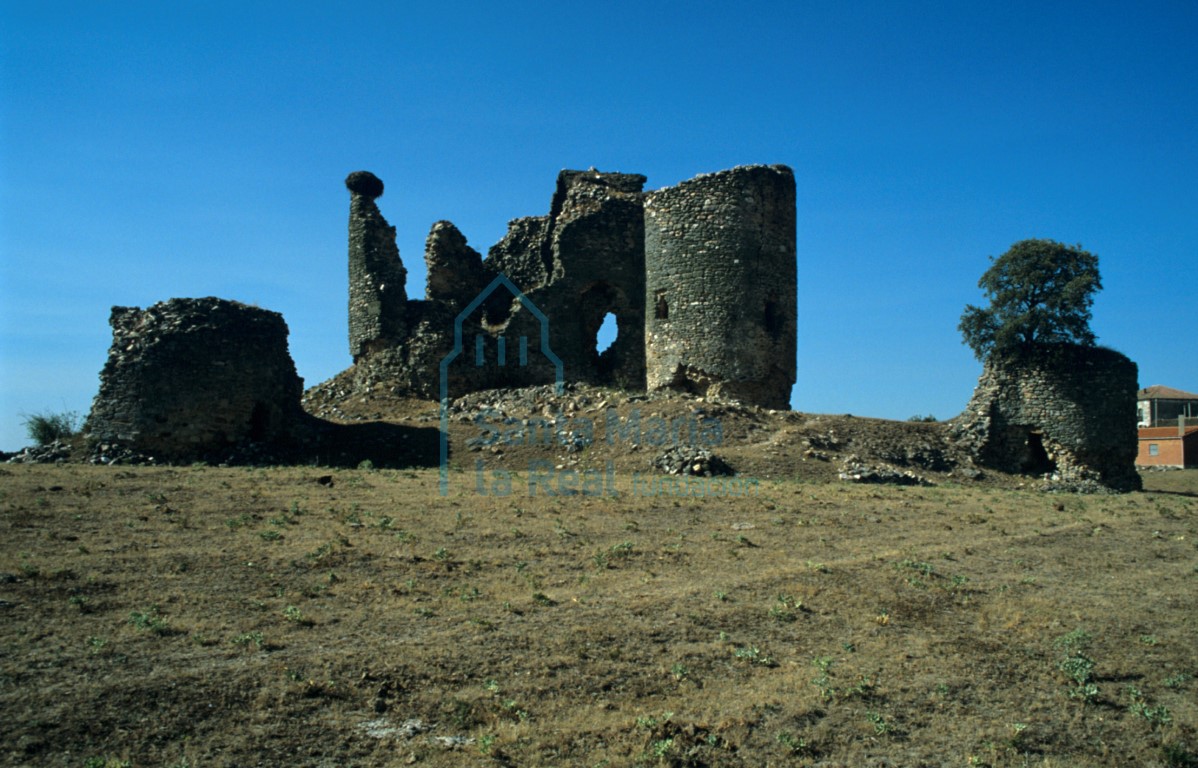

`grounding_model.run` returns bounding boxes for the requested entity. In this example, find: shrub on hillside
[22,410,81,445]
